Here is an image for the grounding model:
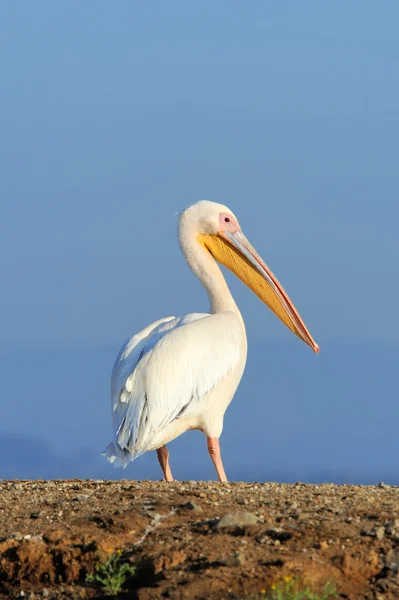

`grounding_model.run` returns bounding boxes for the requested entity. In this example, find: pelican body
[104,201,318,481]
